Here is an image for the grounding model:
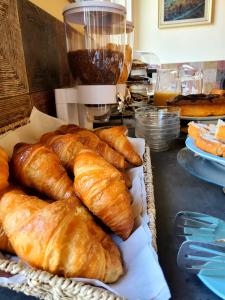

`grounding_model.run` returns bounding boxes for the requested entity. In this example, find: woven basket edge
[0,118,30,135]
